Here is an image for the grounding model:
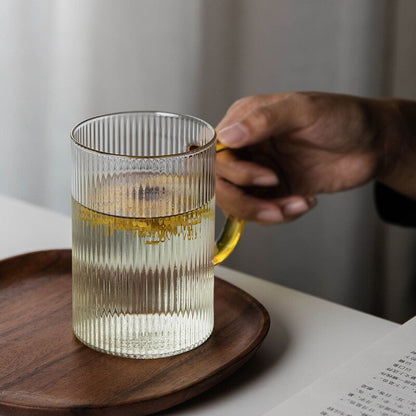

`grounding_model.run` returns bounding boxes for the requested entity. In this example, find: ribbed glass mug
[70,111,245,359]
